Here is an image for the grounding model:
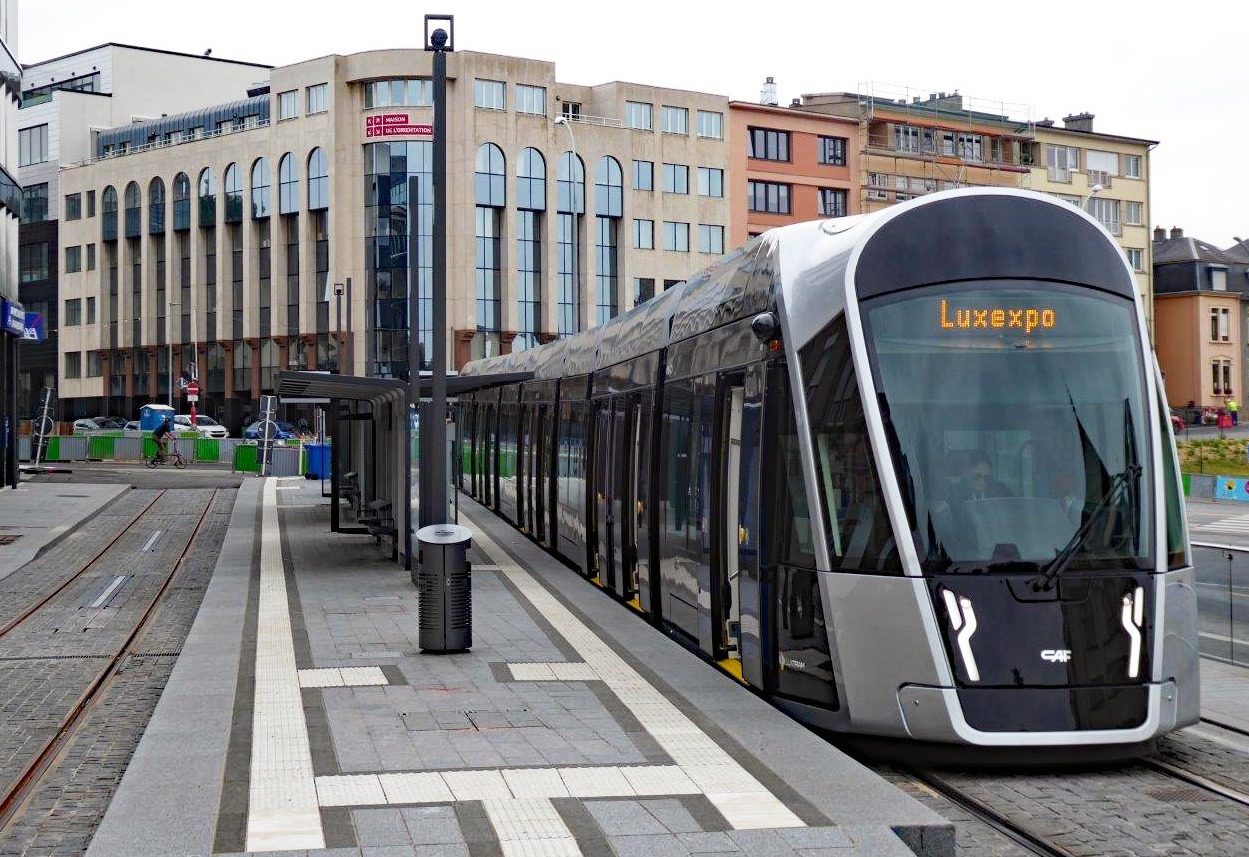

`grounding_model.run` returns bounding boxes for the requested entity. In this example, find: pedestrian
[1229,398,1239,426]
